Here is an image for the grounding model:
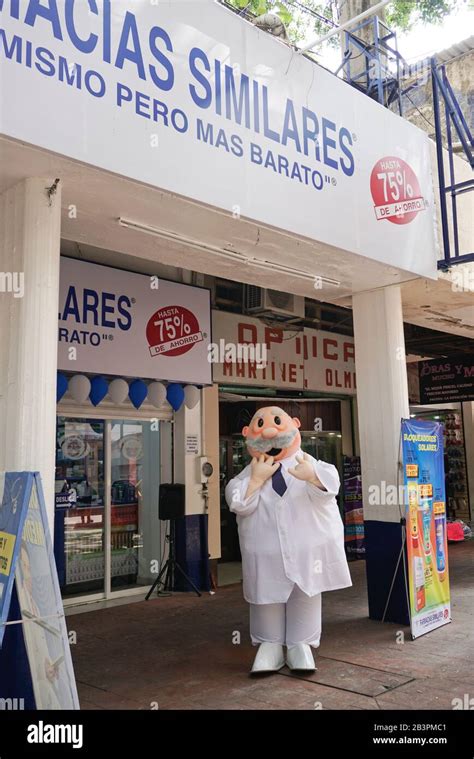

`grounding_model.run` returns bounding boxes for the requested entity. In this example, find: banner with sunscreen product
[401,419,451,638]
